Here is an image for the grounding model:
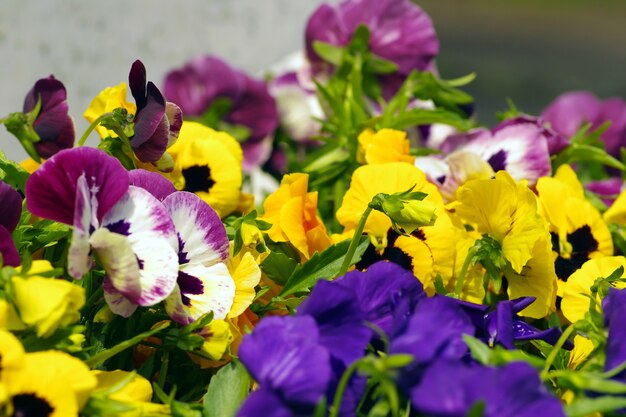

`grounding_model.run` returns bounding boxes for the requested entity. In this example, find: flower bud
[381,197,437,234]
